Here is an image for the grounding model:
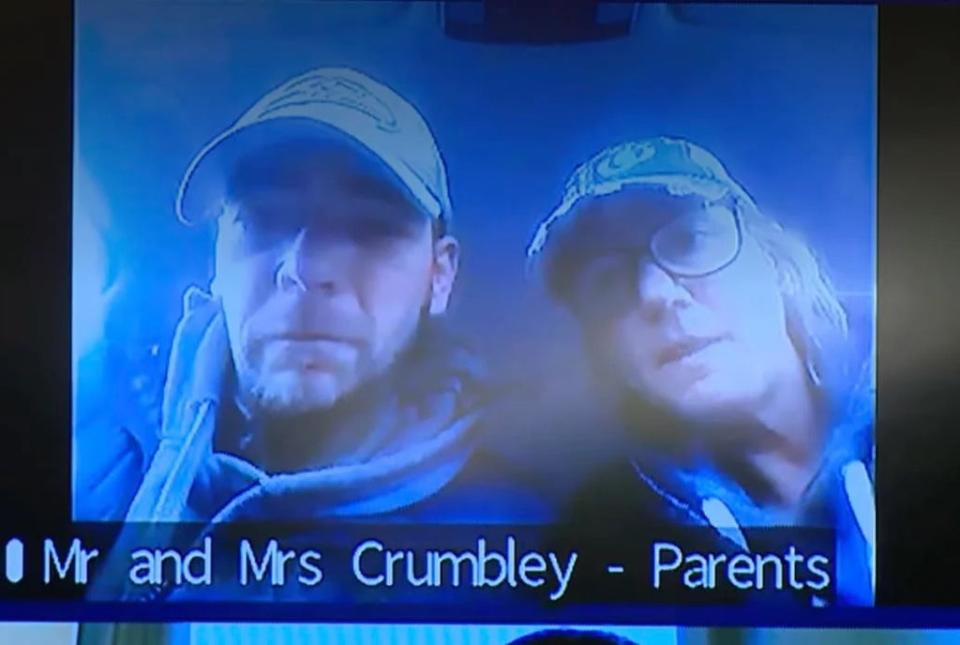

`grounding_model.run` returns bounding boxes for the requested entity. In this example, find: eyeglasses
[565,202,743,320]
